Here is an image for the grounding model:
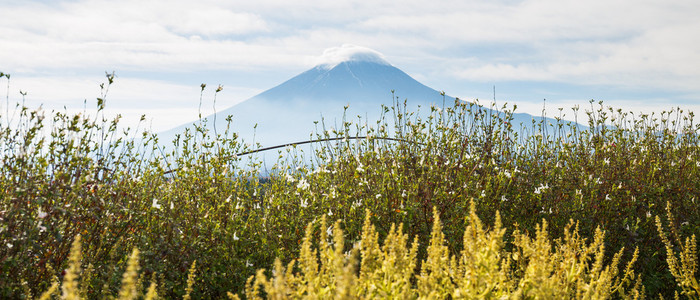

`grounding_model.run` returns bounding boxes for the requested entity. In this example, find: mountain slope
[159,45,579,158]
[161,47,452,149]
